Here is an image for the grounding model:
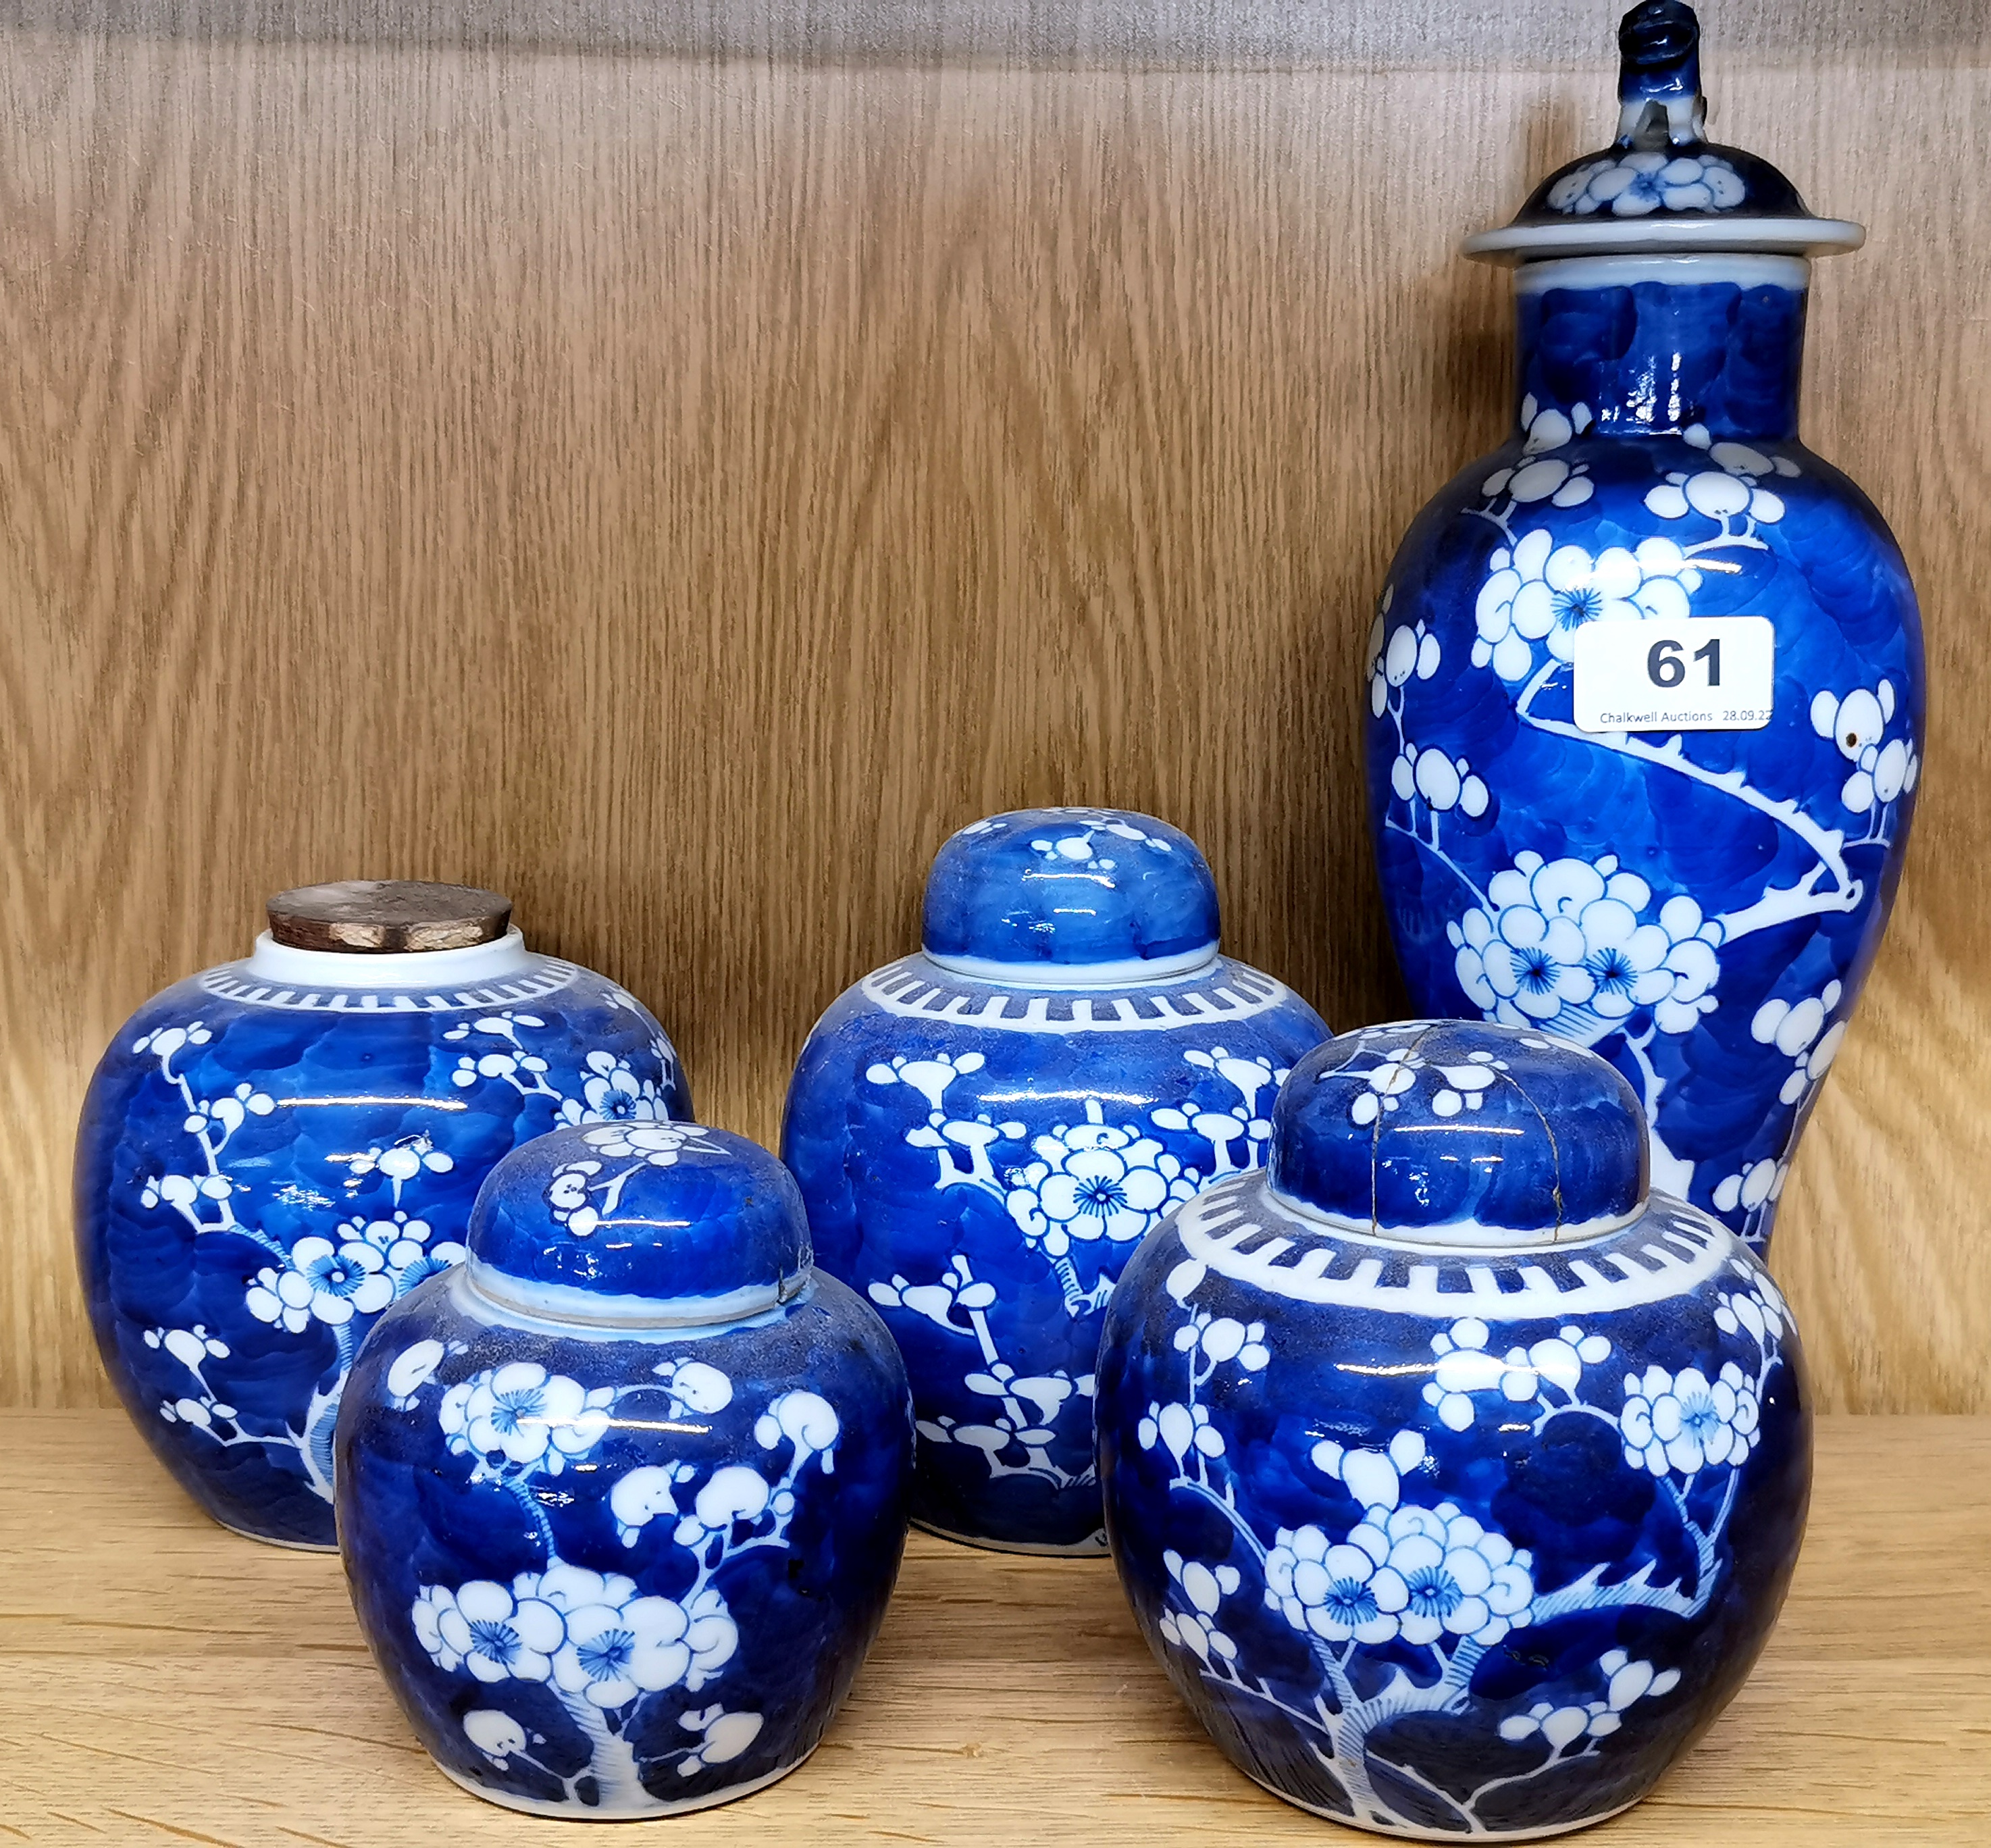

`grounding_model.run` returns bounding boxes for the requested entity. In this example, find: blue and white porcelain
[74,898,689,1549]
[782,807,1328,1555]
[336,1122,912,1818]
[1097,1020,1809,1840]
[1366,0,1922,1252]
